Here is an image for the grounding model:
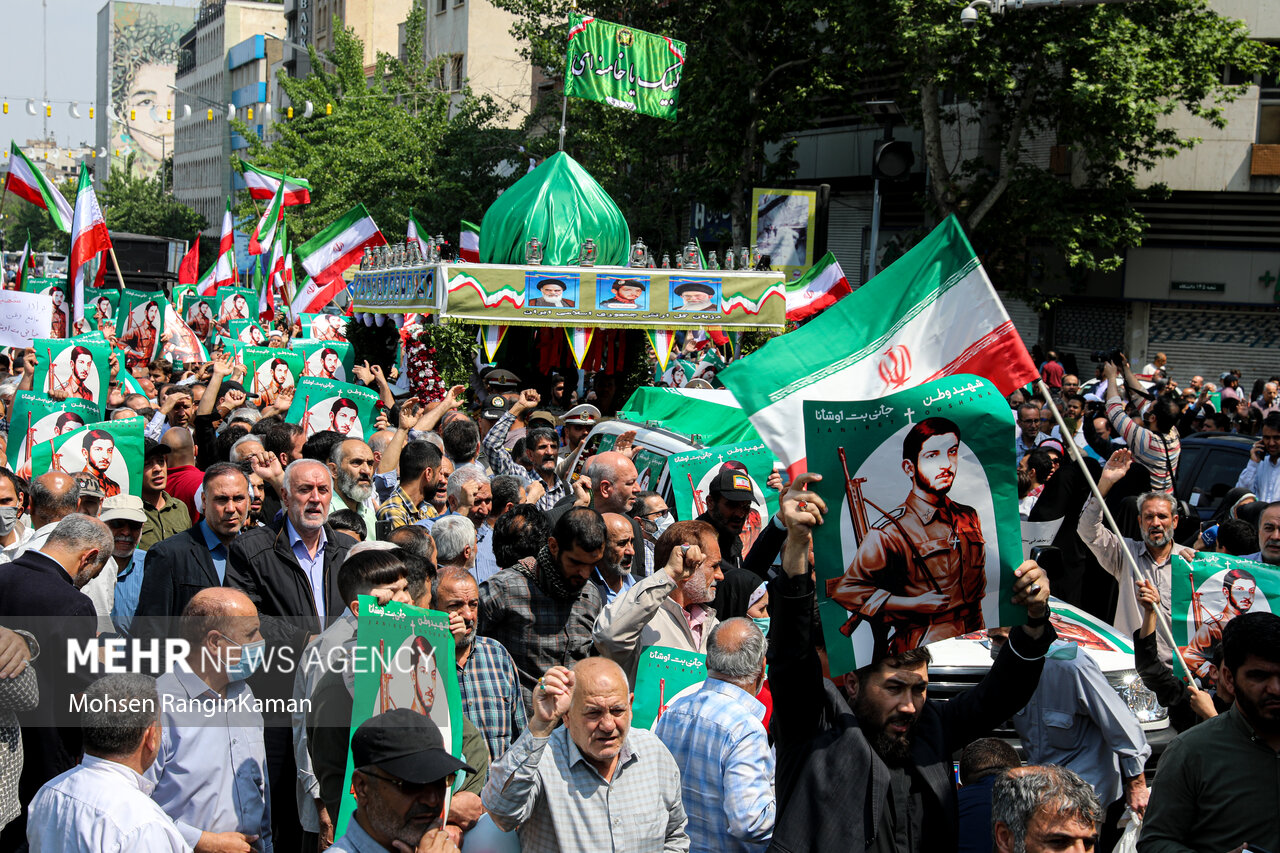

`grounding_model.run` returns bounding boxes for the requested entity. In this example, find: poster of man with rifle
[285,377,379,440]
[668,441,779,554]
[32,336,110,413]
[801,375,1023,675]
[1173,553,1276,688]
